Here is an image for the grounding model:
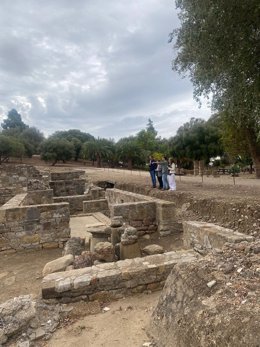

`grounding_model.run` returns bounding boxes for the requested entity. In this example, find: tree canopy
[171,0,260,177]
[1,109,28,131]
